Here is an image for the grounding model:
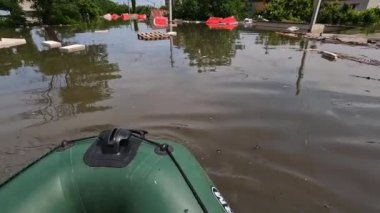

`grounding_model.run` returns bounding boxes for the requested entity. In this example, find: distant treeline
[2,0,380,27]
[0,0,154,26]
[173,0,249,20]
[173,0,380,26]
[263,0,380,26]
